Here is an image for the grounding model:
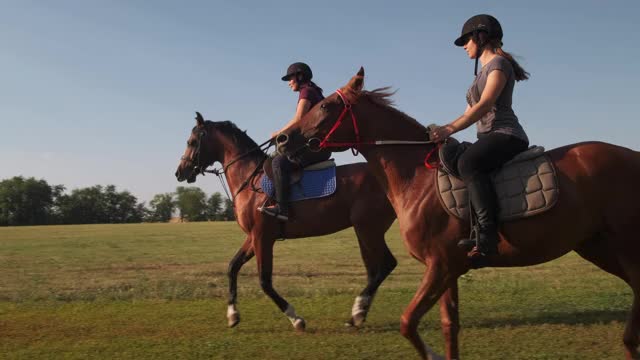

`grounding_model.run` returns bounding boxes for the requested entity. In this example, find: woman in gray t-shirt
[429,14,530,265]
